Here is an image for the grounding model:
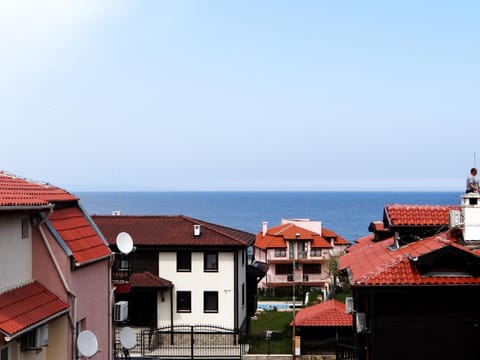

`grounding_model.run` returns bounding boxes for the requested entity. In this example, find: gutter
[74,253,113,268]
[38,222,78,360]
[0,204,54,211]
